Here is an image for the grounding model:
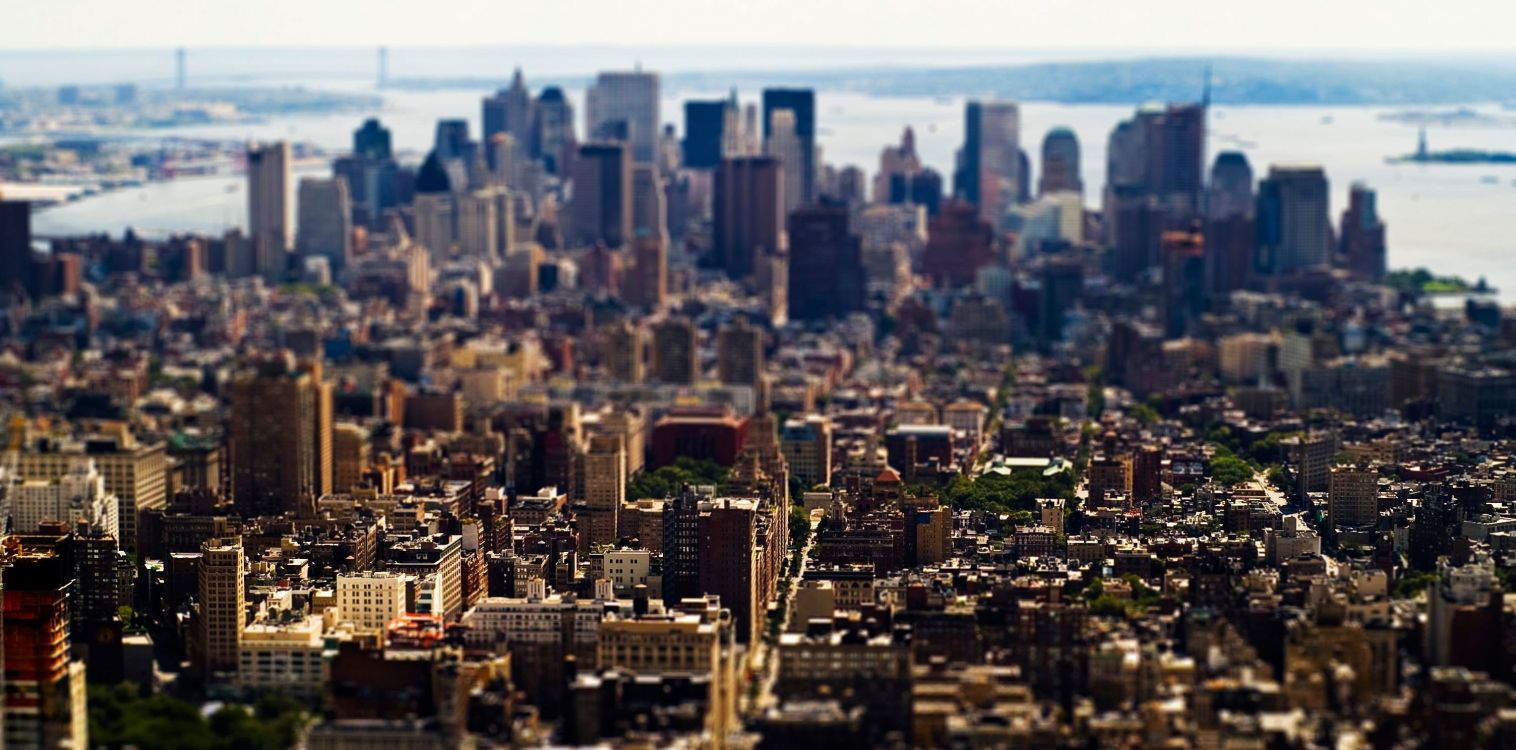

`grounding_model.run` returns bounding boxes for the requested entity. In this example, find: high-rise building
[713,155,784,280]
[1103,101,1207,225]
[1204,151,1256,295]
[569,142,633,248]
[334,118,399,230]
[787,203,865,321]
[625,234,667,311]
[455,188,501,260]
[248,141,292,274]
[1340,182,1387,281]
[532,86,576,175]
[1038,127,1082,196]
[683,97,732,169]
[198,537,245,680]
[761,88,816,204]
[296,177,353,276]
[699,498,761,643]
[16,433,166,555]
[717,317,764,391]
[780,415,832,487]
[228,353,333,517]
[3,533,88,750]
[766,108,805,217]
[921,199,997,288]
[955,101,1021,223]
[650,317,699,385]
[631,164,667,241]
[1257,165,1331,276]
[336,572,411,634]
[601,320,645,384]
[1328,465,1380,533]
[0,199,33,299]
[11,460,119,539]
[483,69,534,168]
[581,434,627,548]
[586,70,660,164]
